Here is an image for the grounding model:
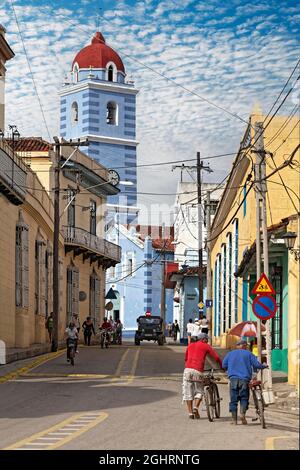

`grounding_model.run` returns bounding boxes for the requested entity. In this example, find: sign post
[251,272,276,404]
